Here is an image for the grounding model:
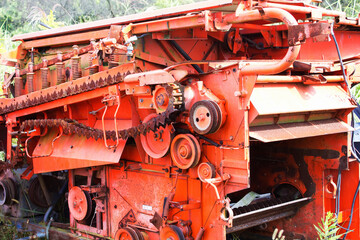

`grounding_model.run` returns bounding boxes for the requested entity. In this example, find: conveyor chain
[19,85,182,141]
